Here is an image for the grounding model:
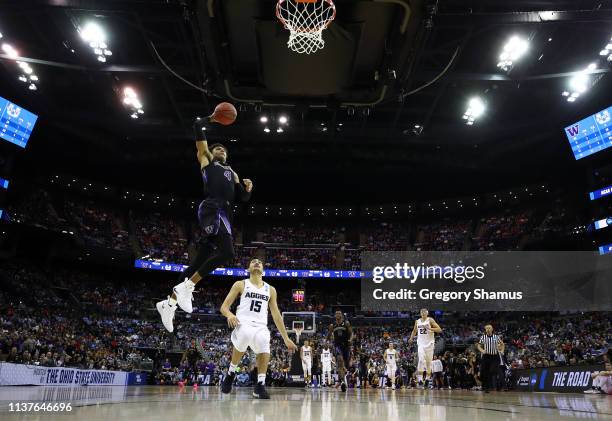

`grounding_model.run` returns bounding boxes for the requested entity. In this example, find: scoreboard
[292,289,305,303]
[0,96,38,148]
[565,106,612,160]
